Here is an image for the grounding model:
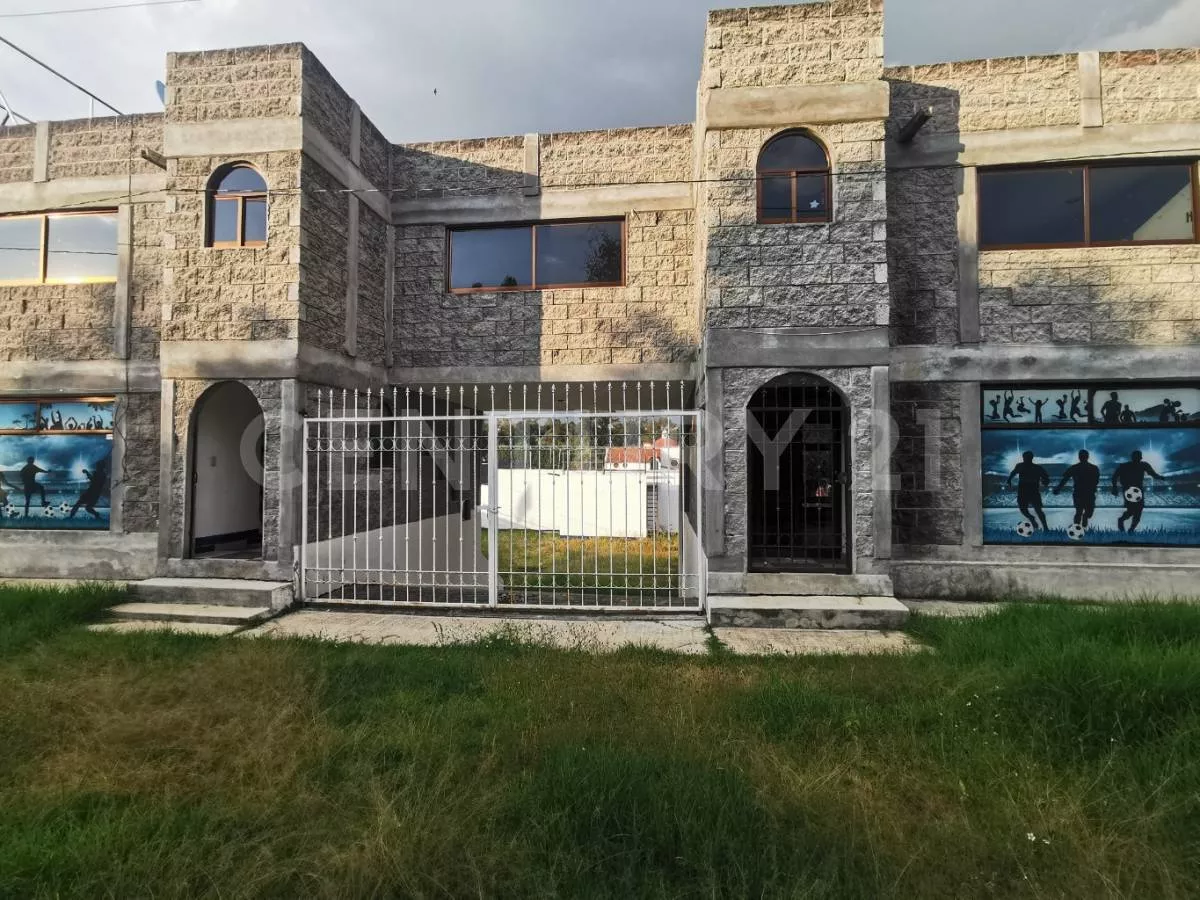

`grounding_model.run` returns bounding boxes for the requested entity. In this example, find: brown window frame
[0,210,119,287]
[207,164,268,249]
[756,131,833,225]
[978,159,1200,251]
[446,217,627,294]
